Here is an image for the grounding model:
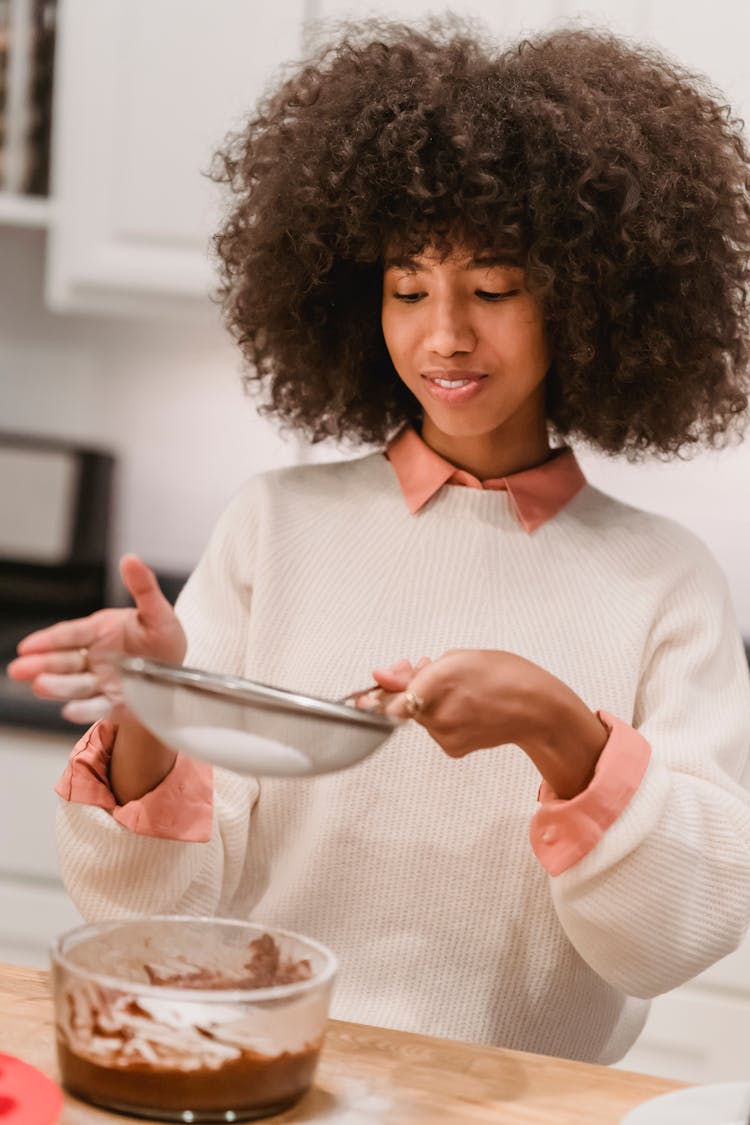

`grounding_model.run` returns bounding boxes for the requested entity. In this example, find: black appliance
[0,431,115,730]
